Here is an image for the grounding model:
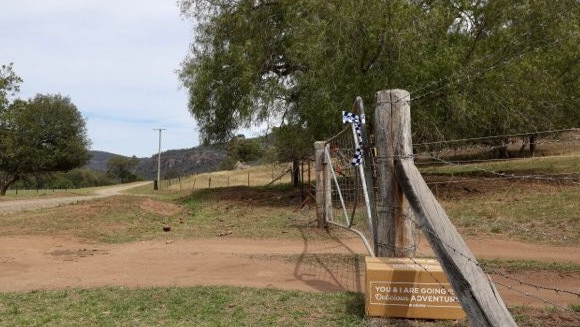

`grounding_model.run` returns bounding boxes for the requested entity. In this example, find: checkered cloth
[342,111,365,166]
